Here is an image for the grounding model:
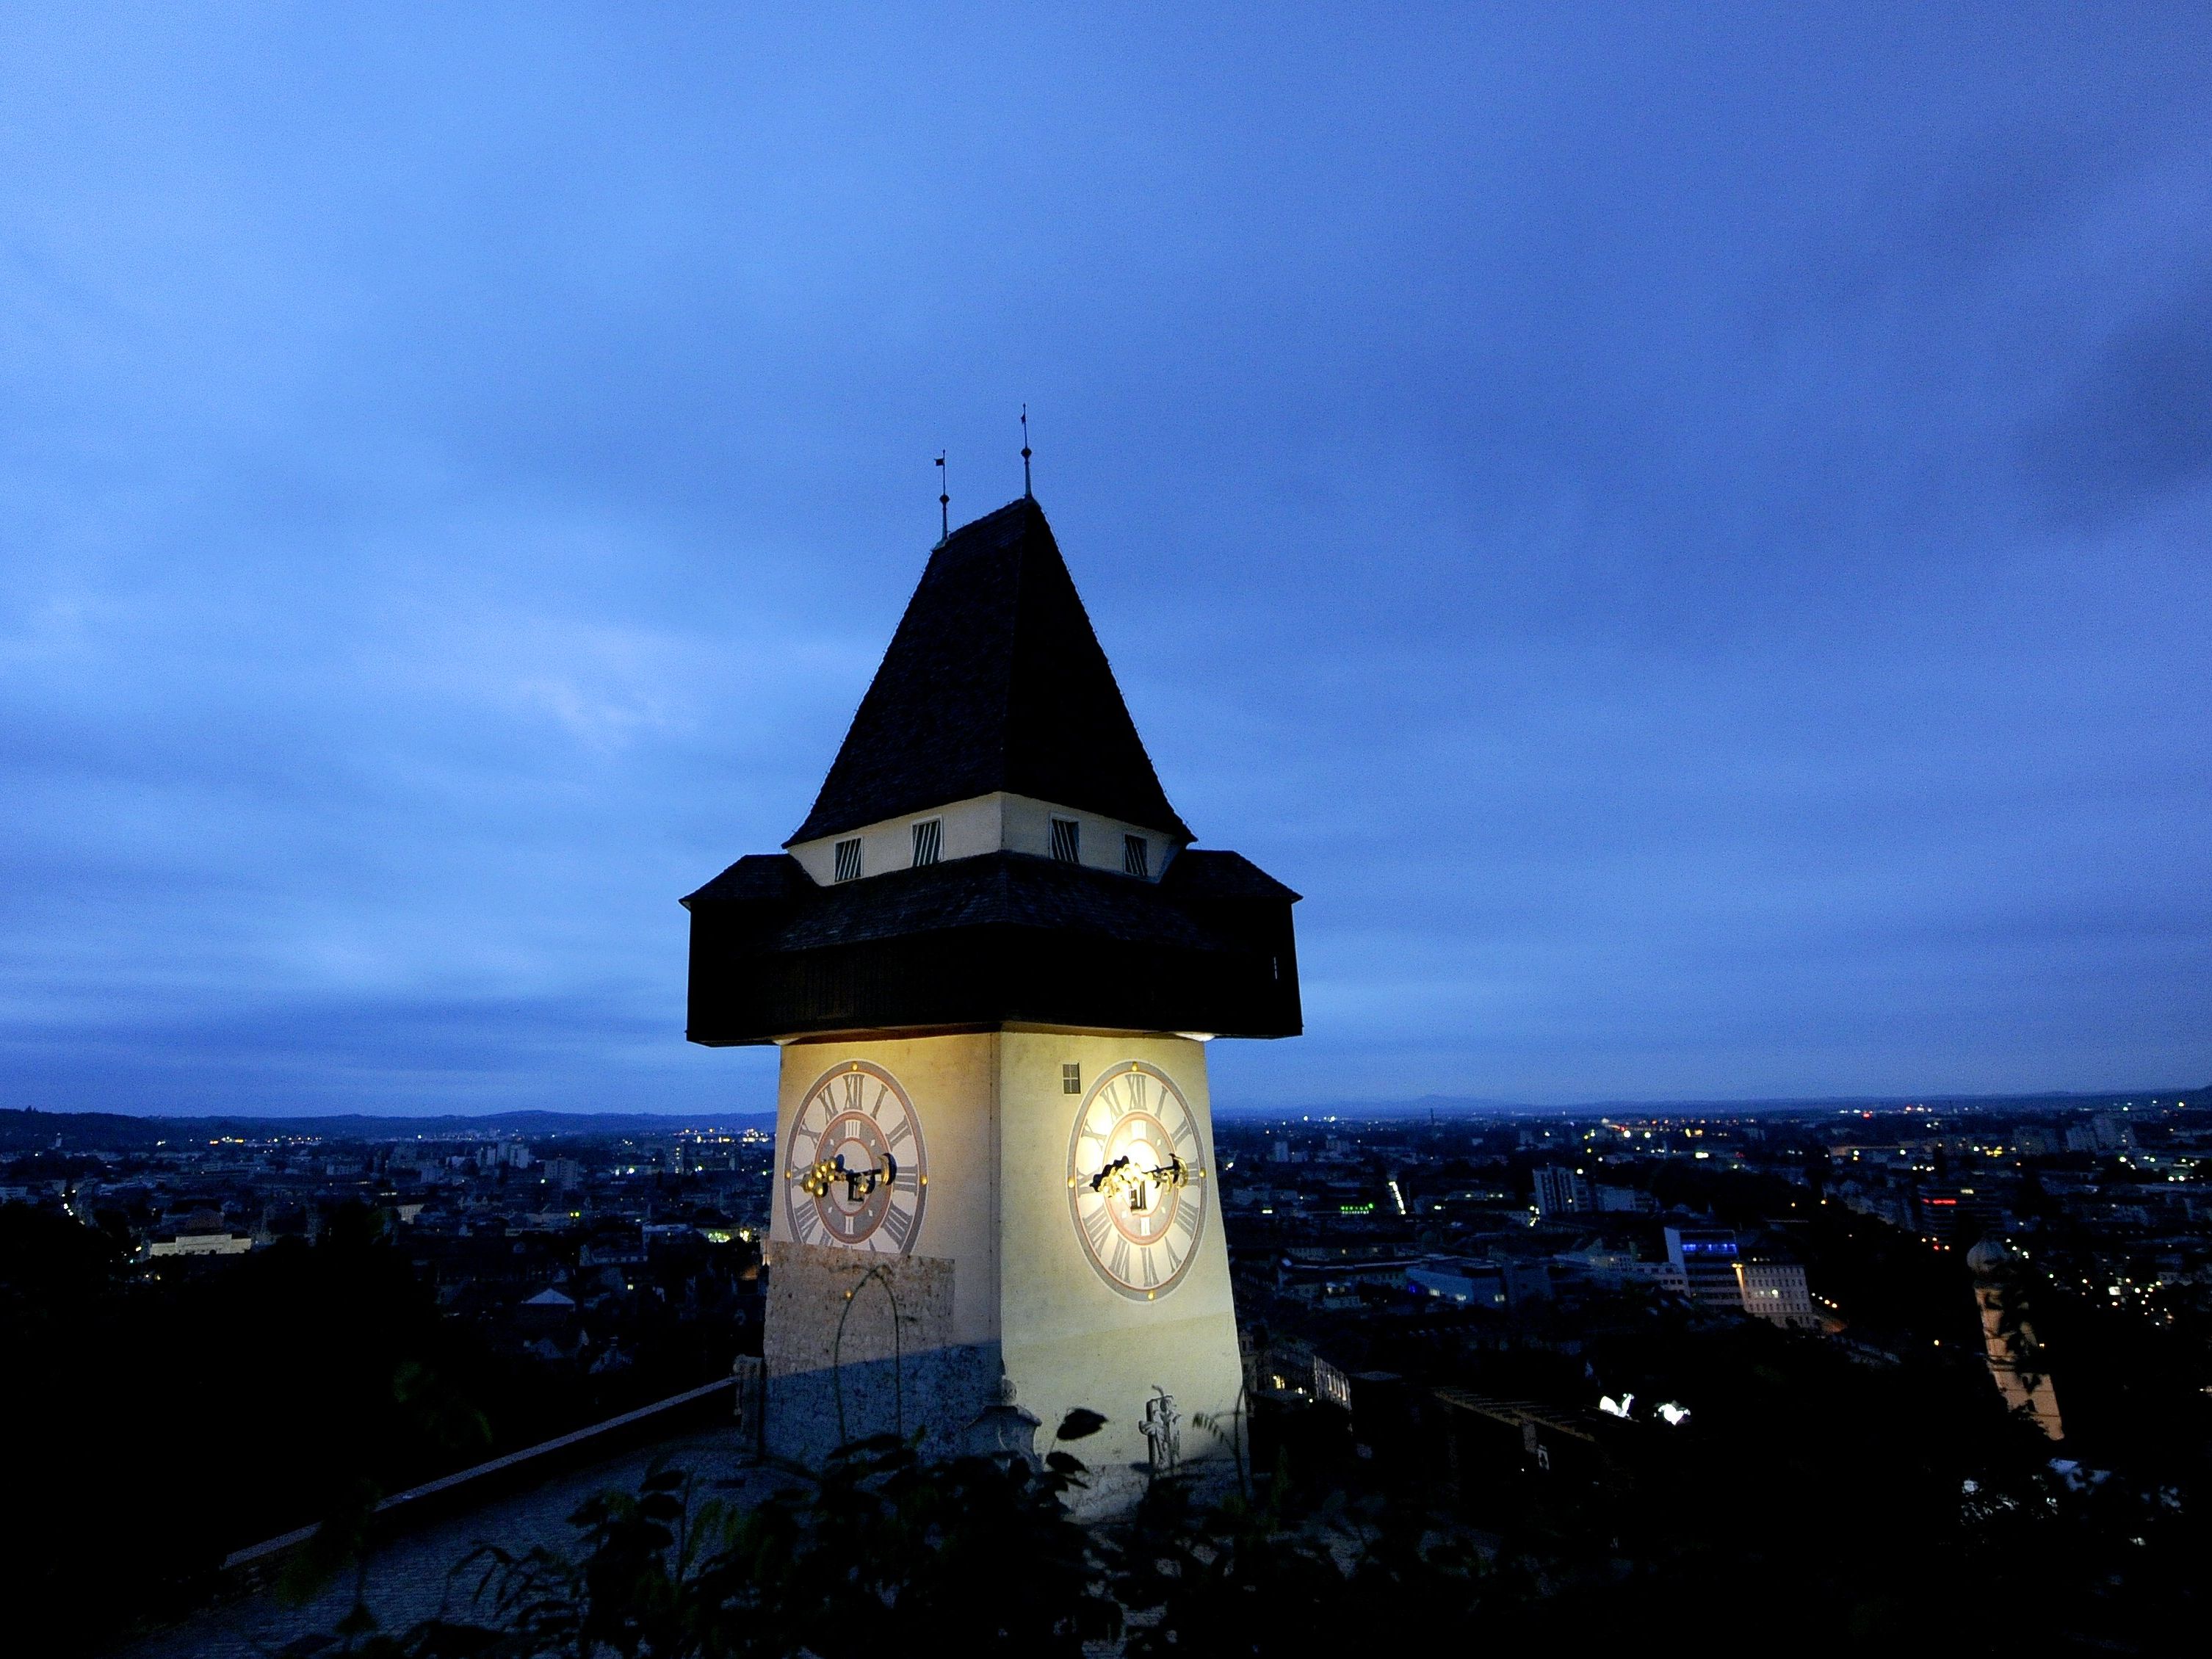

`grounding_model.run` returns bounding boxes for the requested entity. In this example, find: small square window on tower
[1063,1063,1082,1094]
[1049,817,1081,862]
[1122,834,1150,878]
[911,819,942,867]
[833,837,863,882]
